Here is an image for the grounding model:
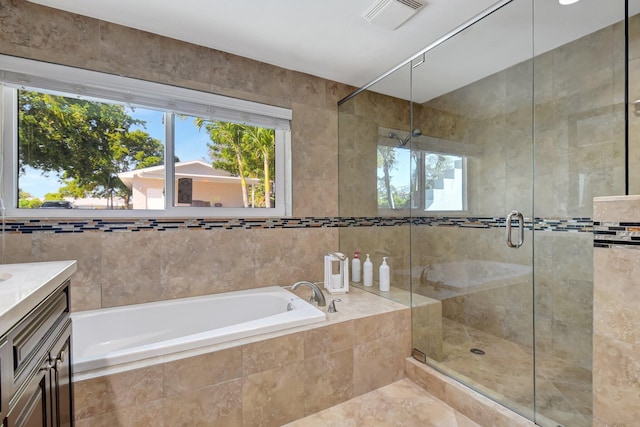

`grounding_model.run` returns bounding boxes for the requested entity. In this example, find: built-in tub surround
[593,195,640,427]
[72,286,325,374]
[72,287,411,427]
